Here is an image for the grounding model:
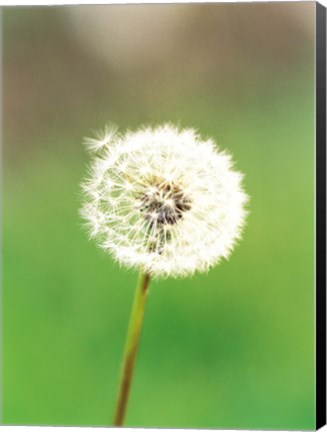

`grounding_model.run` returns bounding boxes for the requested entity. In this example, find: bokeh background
[3,3,316,429]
